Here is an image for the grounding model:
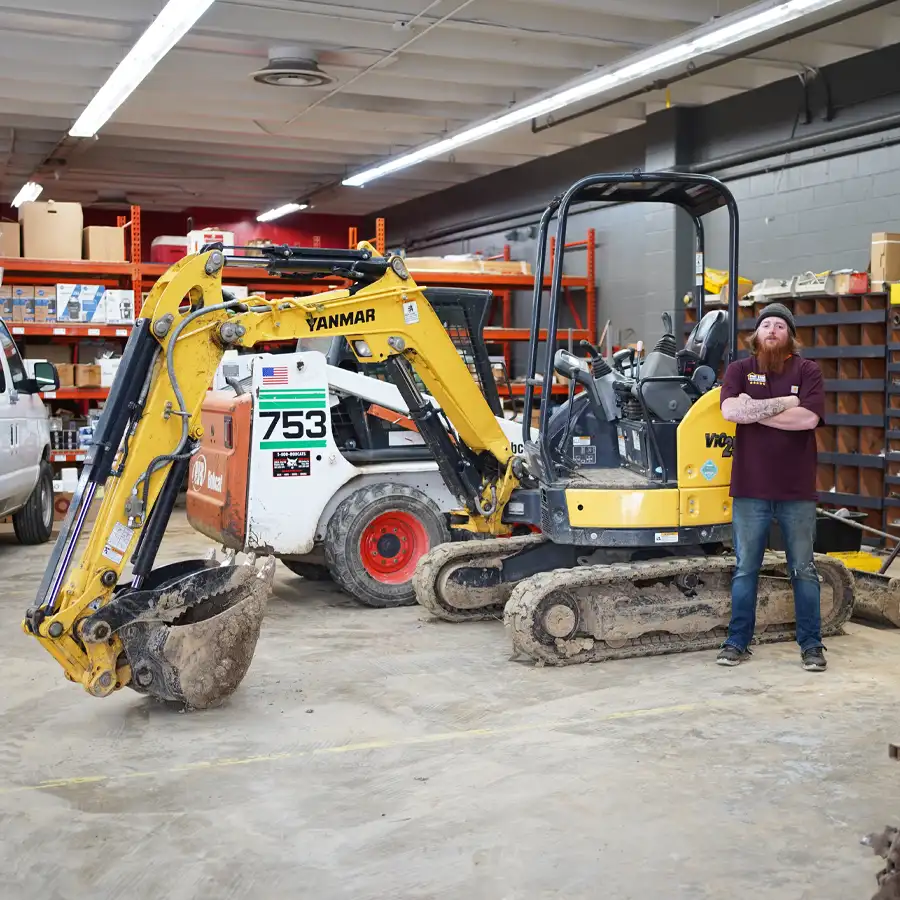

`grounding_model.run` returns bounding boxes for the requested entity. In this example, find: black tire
[13,459,54,545]
[281,559,331,581]
[324,482,451,608]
